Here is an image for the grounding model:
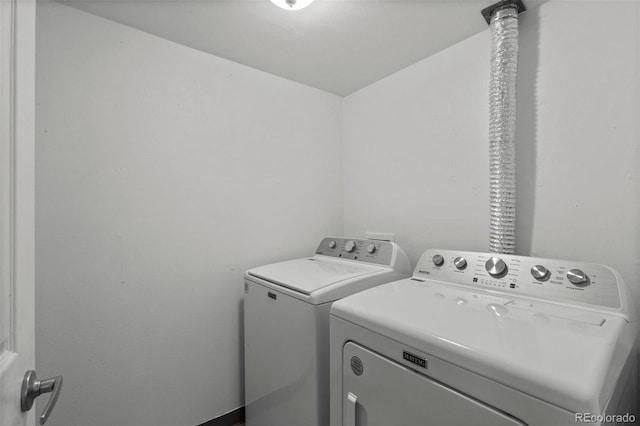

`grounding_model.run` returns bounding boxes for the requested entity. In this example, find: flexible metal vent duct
[486,3,522,254]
